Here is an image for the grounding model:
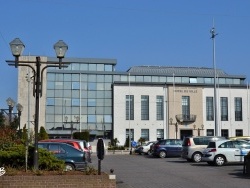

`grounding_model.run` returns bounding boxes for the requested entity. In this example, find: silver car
[181,136,226,162]
[202,140,250,166]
